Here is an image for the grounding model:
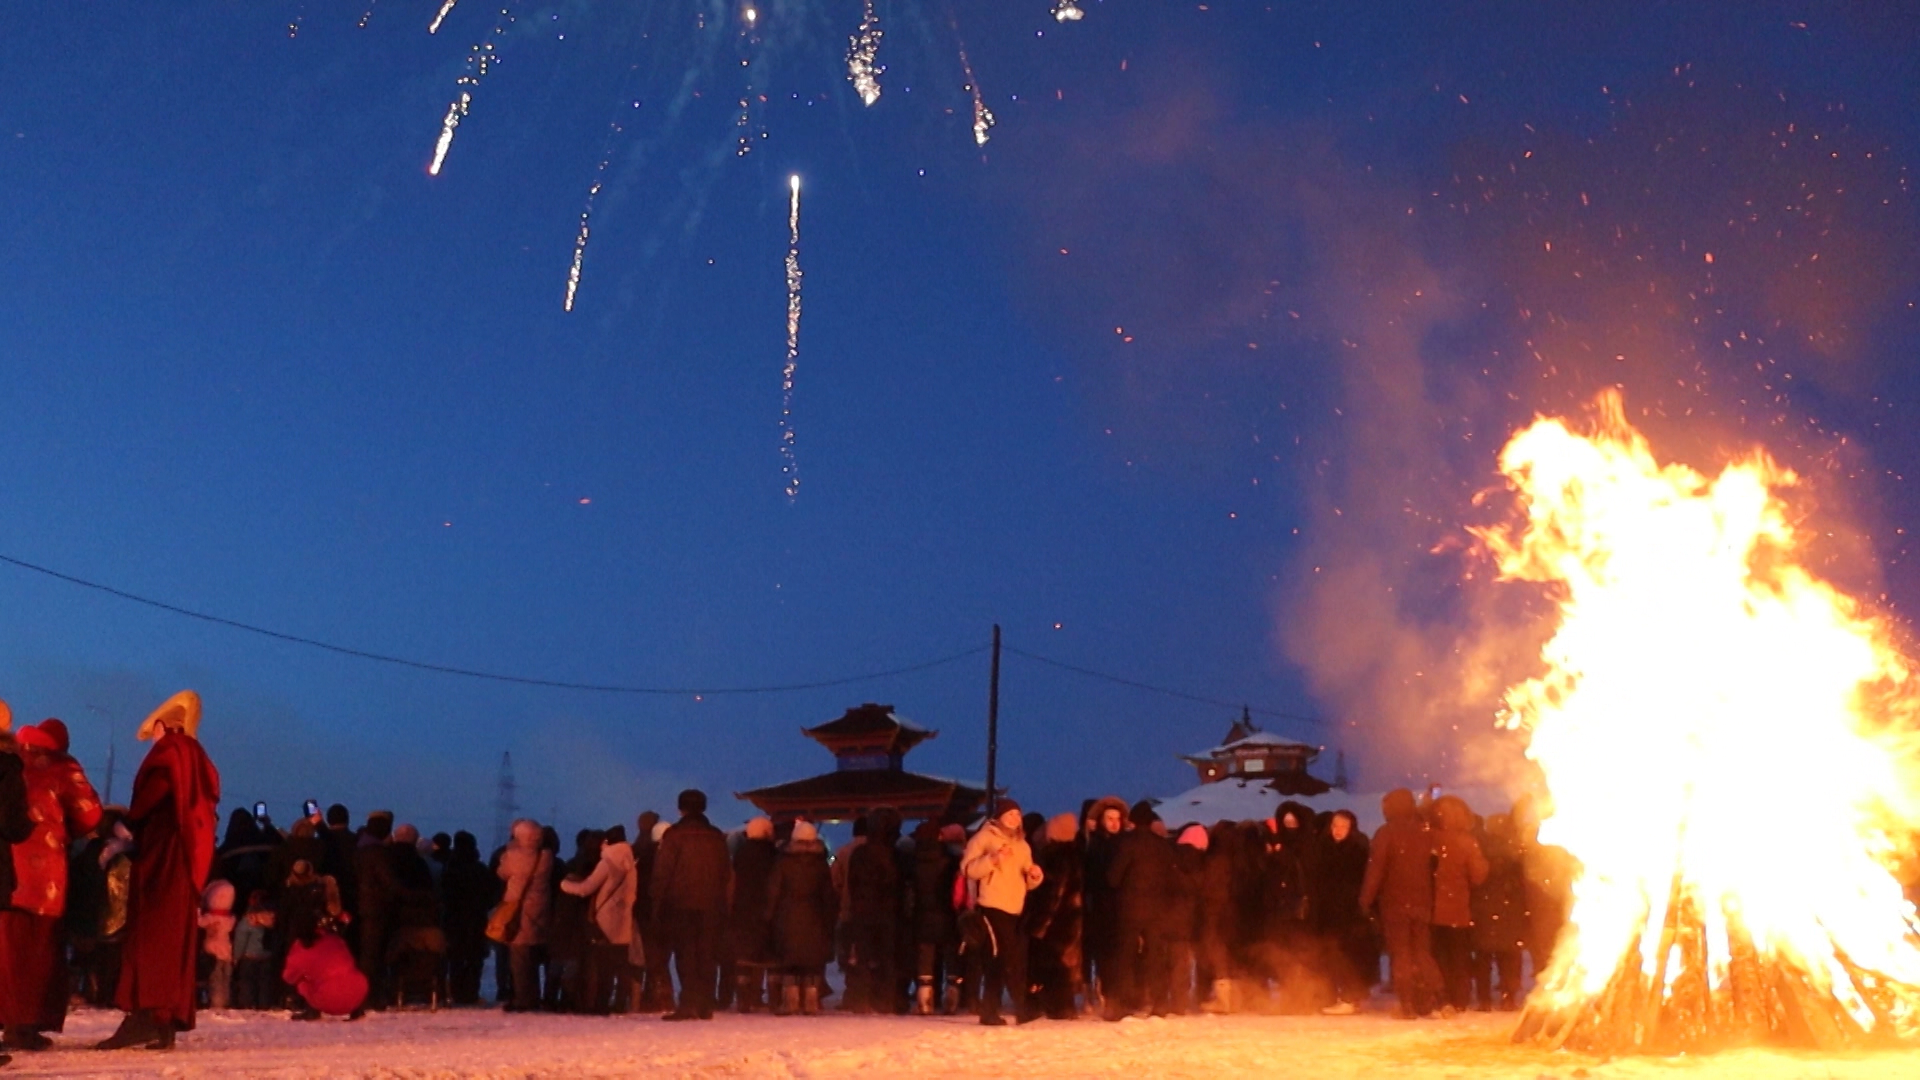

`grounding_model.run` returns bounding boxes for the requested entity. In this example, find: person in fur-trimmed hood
[2,719,102,1050]
[1025,813,1086,1020]
[1359,789,1443,1019]
[1081,794,1128,1012]
[1429,795,1489,1014]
